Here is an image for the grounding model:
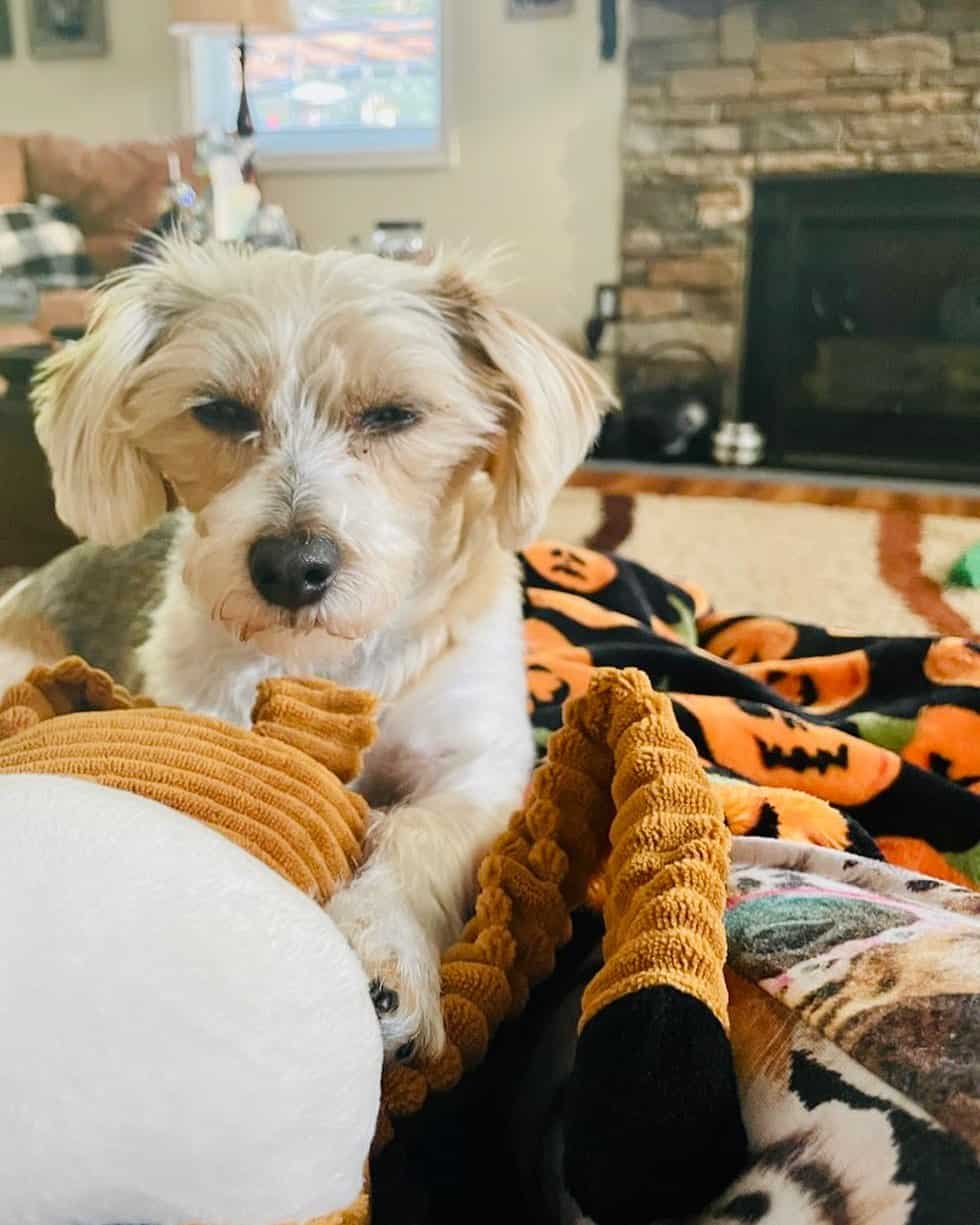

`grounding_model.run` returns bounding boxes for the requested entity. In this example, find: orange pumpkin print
[524,618,594,711]
[675,695,901,807]
[523,541,617,594]
[526,587,640,631]
[876,836,977,889]
[675,578,711,621]
[924,638,980,688]
[743,650,871,715]
[902,705,980,792]
[650,615,684,644]
[700,616,799,665]
[713,779,852,849]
